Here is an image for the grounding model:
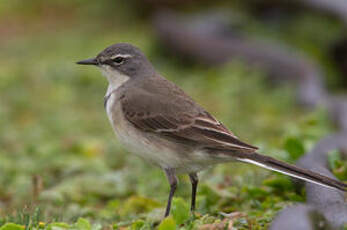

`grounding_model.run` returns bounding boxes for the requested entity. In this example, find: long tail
[236,152,347,192]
